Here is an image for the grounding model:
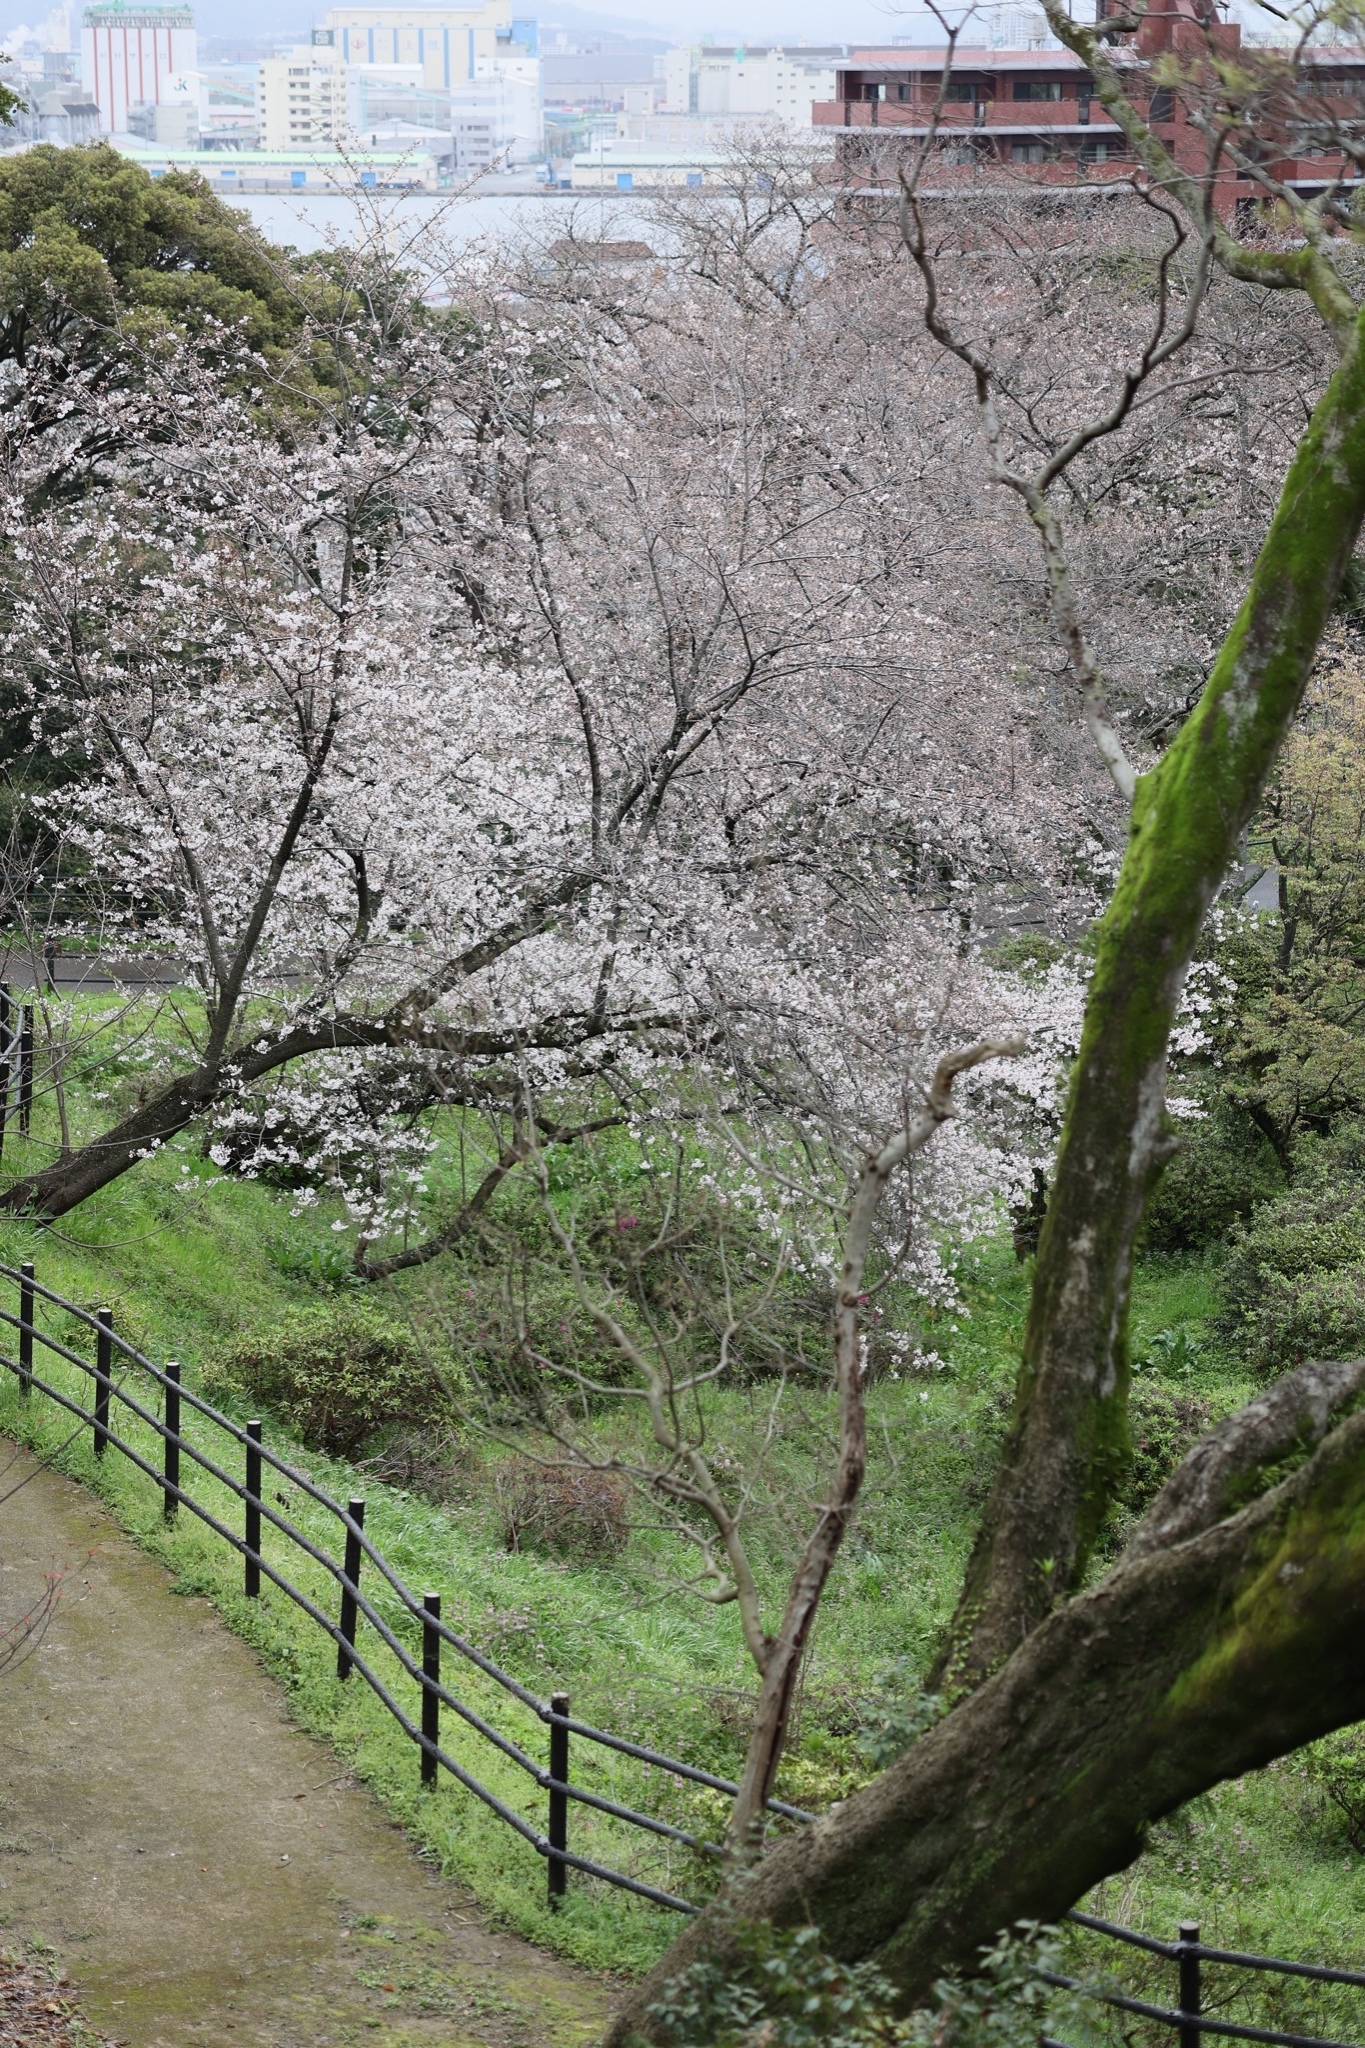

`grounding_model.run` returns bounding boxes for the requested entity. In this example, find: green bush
[647,1918,1089,2048]
[207,1298,457,1459]
[1303,1726,1365,1853]
[1218,1173,1365,1375]
[1143,1107,1283,1255]
[1122,1380,1211,1516]
[1093,1379,1211,1558]
[648,1919,905,2048]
